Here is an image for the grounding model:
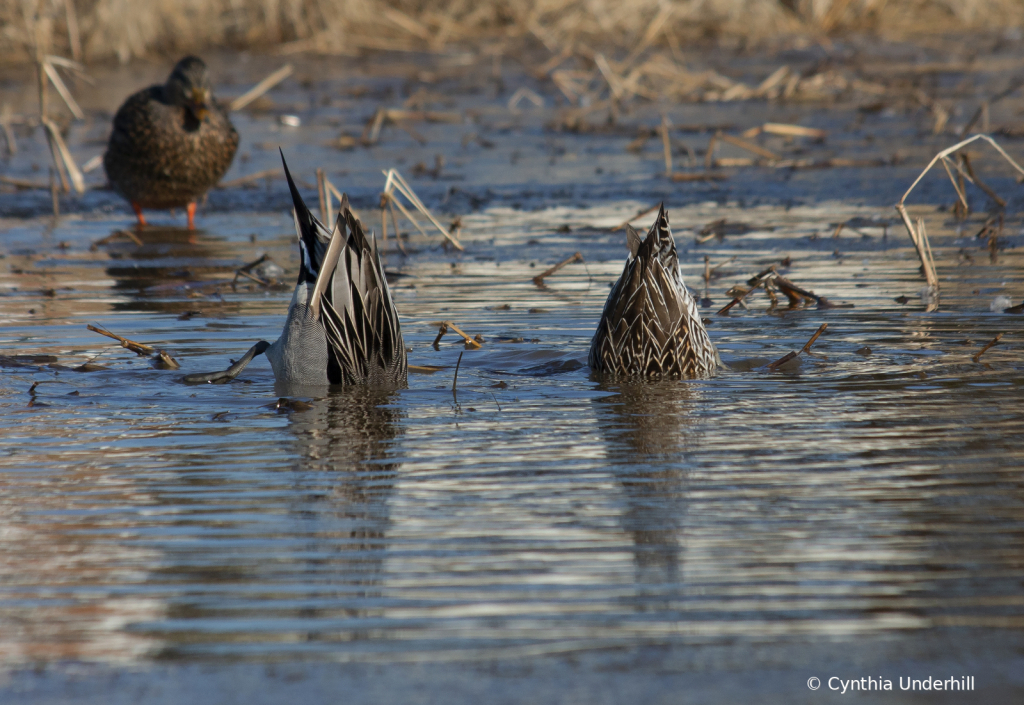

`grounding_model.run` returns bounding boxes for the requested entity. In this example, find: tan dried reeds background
[3,0,1024,65]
